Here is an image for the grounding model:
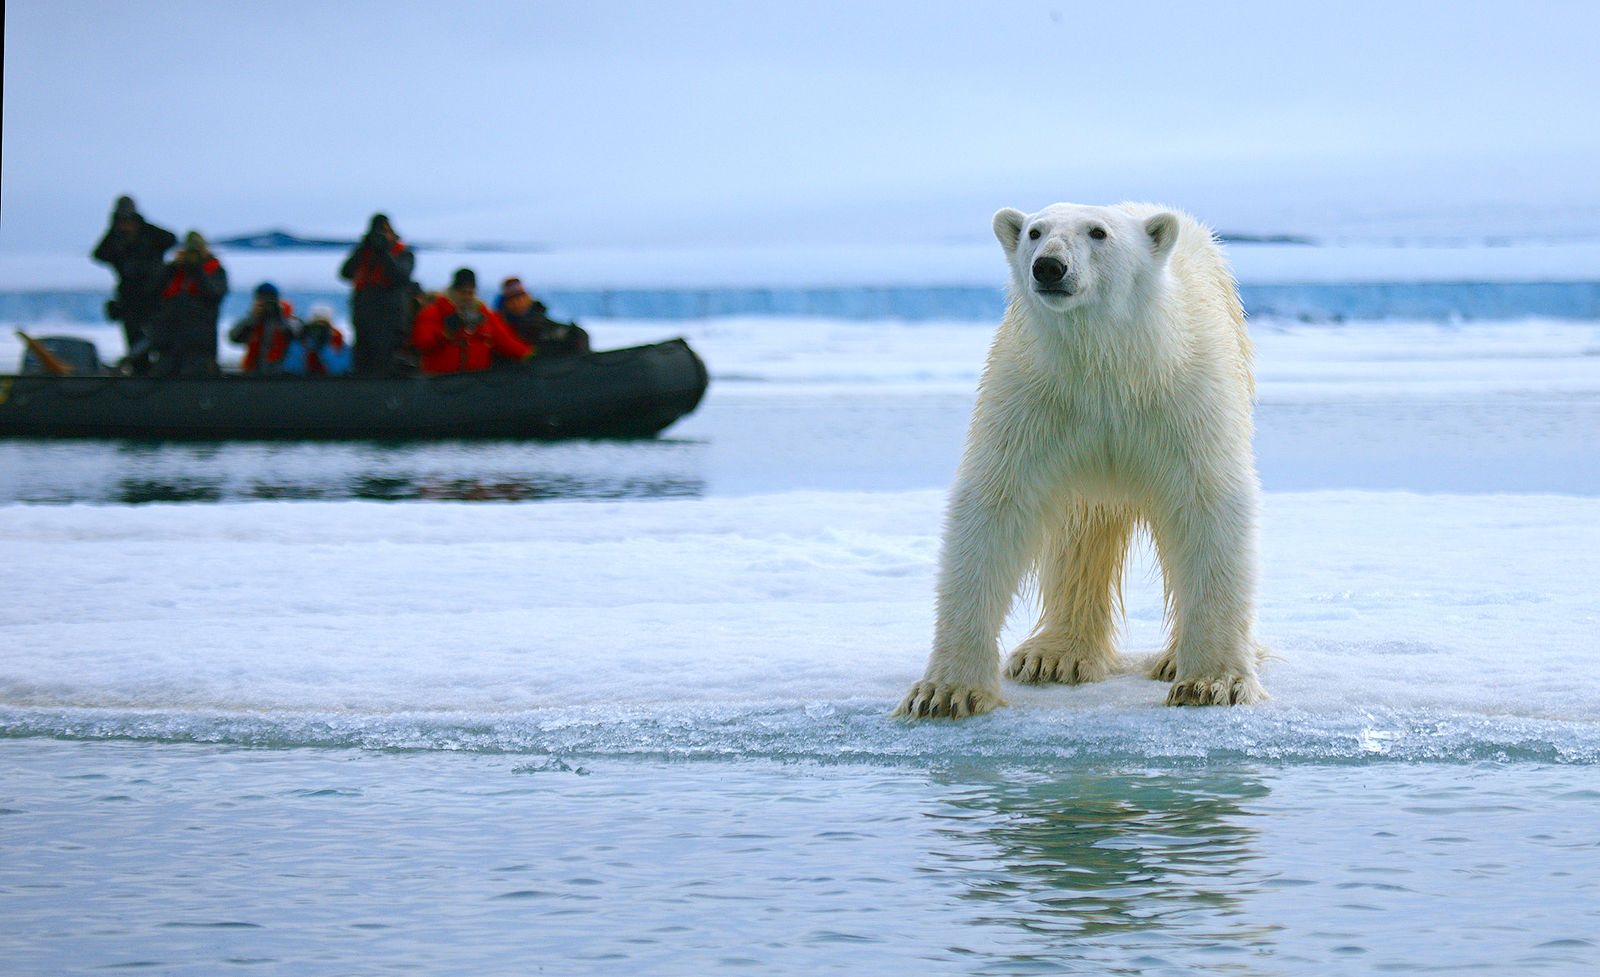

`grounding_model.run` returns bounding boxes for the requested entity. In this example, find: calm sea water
[3,388,1598,503]
[3,739,1596,976]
